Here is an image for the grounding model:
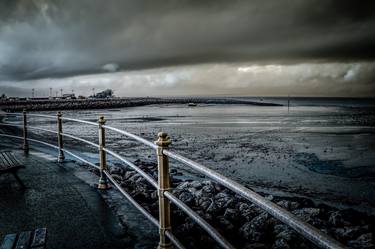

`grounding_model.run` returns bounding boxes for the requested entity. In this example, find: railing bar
[0,133,100,170]
[1,113,97,125]
[60,132,99,148]
[163,150,346,249]
[2,115,156,148]
[0,123,23,128]
[165,231,187,249]
[61,149,100,170]
[0,123,58,134]
[61,117,98,126]
[164,191,235,249]
[25,113,56,119]
[104,171,159,226]
[0,133,59,149]
[28,126,57,134]
[0,113,54,119]
[102,125,158,149]
[103,148,158,189]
